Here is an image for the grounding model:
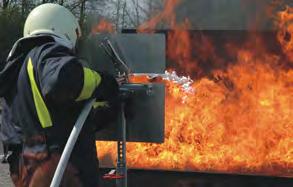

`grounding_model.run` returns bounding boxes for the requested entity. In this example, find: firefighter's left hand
[116,75,128,85]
